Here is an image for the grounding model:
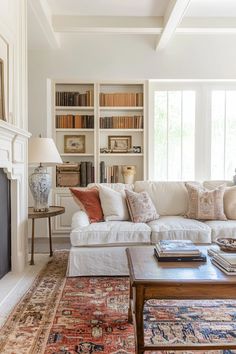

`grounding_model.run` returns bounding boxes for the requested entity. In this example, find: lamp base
[29,165,51,212]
